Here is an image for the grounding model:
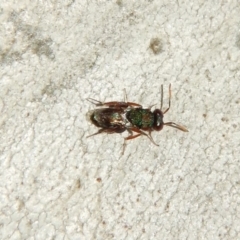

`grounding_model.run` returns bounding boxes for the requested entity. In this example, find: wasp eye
[156,114,162,126]
[153,109,163,131]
